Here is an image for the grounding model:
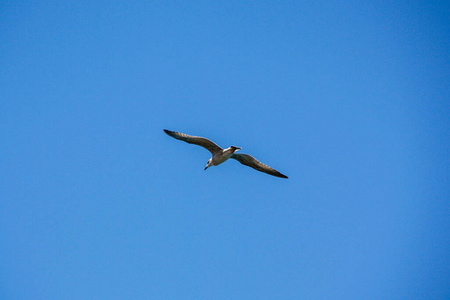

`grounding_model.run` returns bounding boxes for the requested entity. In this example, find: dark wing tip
[164,129,175,137]
[272,171,288,178]
[164,129,179,139]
